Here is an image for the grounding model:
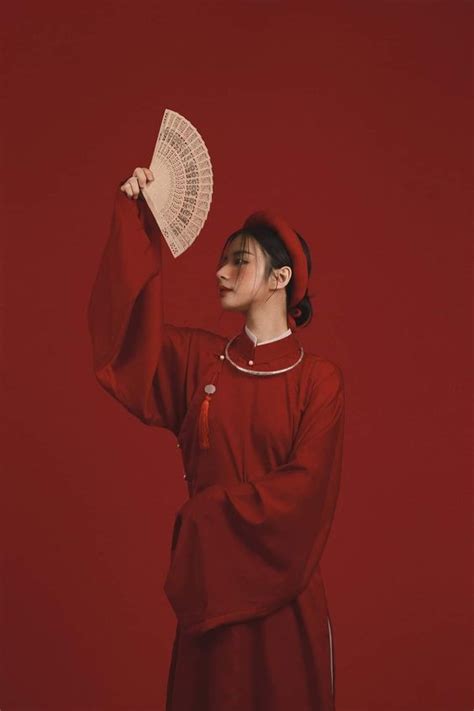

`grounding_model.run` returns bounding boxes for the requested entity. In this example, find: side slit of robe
[328,614,334,698]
